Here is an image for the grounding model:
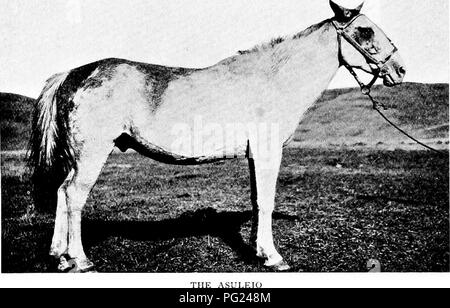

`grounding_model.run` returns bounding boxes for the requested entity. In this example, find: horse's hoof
[56,255,72,272]
[267,260,291,272]
[70,258,96,273]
